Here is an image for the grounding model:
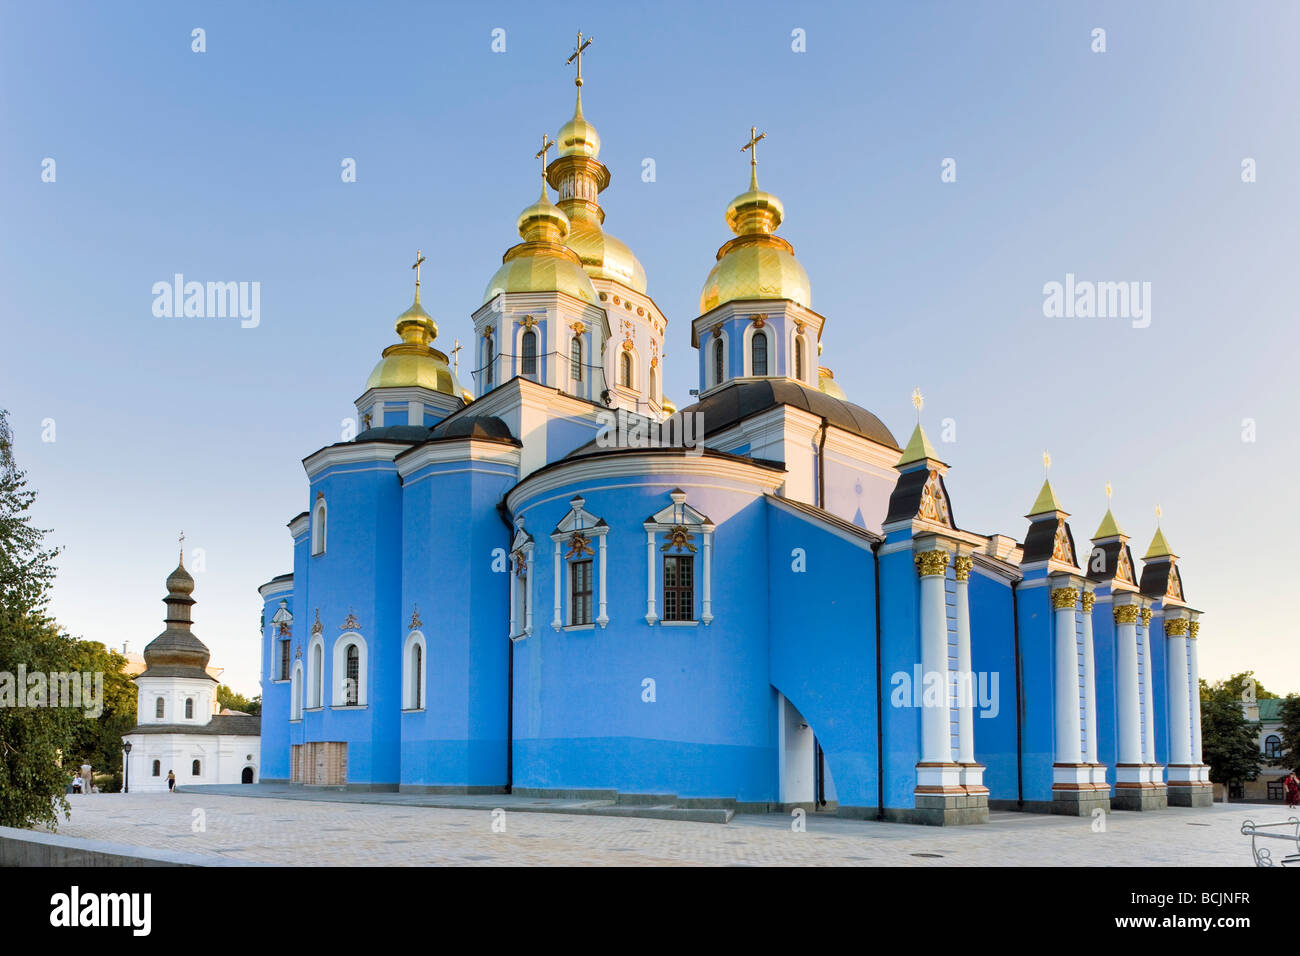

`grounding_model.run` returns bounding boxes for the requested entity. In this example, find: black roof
[677,380,899,449]
[1086,540,1135,584]
[884,467,957,528]
[1021,515,1077,566]
[352,415,518,447]
[126,713,261,737]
